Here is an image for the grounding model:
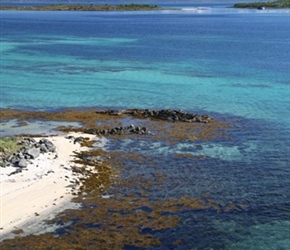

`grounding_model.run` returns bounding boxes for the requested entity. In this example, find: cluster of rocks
[3,138,56,168]
[84,124,150,136]
[96,109,211,123]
